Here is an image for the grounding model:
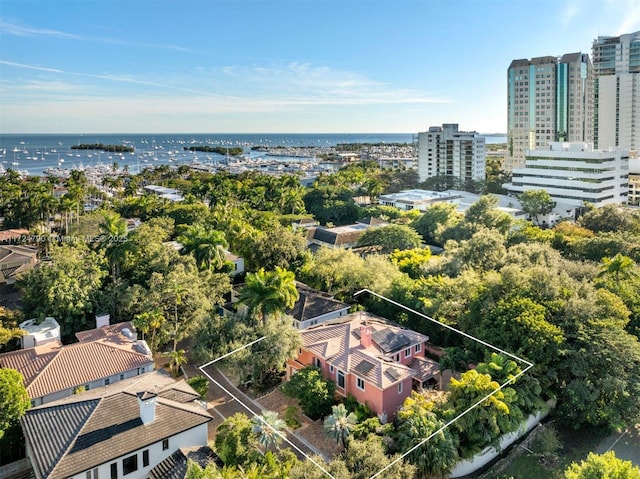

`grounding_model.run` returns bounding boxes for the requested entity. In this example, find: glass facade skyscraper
[505,53,593,171]
[592,31,640,151]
